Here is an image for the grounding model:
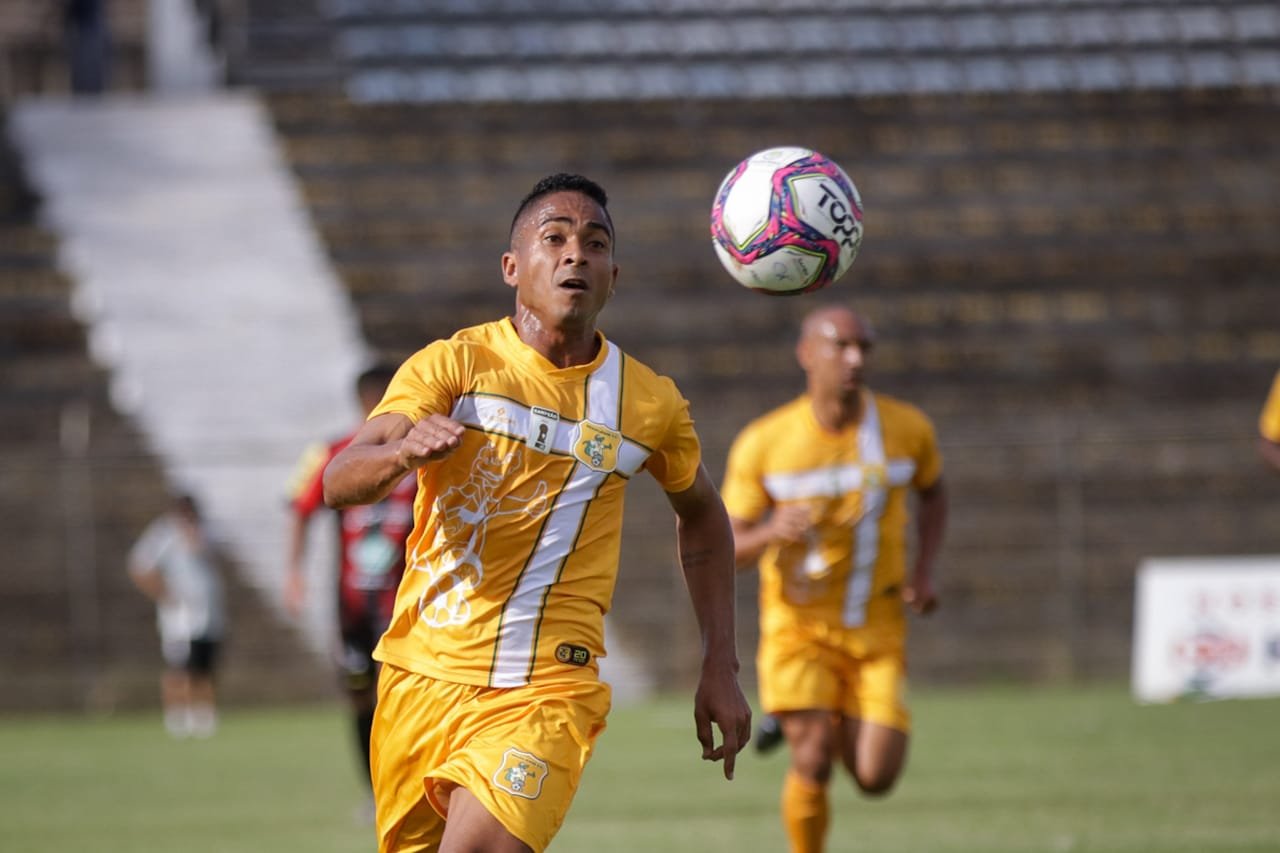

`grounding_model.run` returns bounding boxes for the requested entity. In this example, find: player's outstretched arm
[128,562,167,603]
[666,465,753,780]
[904,477,948,615]
[324,412,464,508]
[283,512,310,618]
